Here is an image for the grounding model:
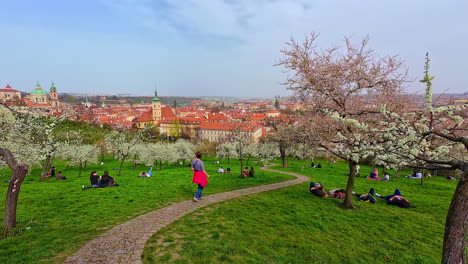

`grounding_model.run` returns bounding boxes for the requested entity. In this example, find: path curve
[64,165,309,264]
